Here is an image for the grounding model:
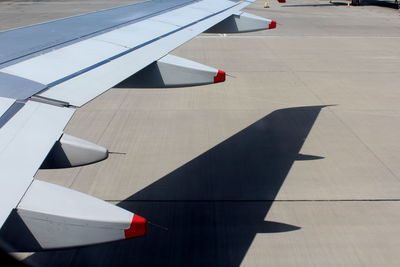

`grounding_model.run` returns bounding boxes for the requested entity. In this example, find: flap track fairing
[117,54,225,88]
[205,12,277,33]
[41,134,108,169]
[1,180,147,251]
